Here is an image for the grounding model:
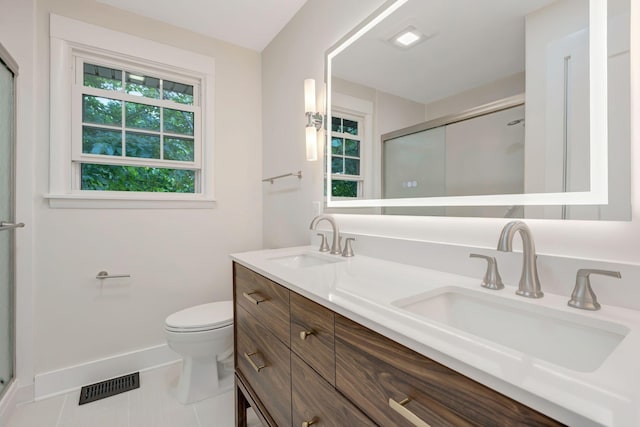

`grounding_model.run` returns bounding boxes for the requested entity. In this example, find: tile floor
[5,362,258,427]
